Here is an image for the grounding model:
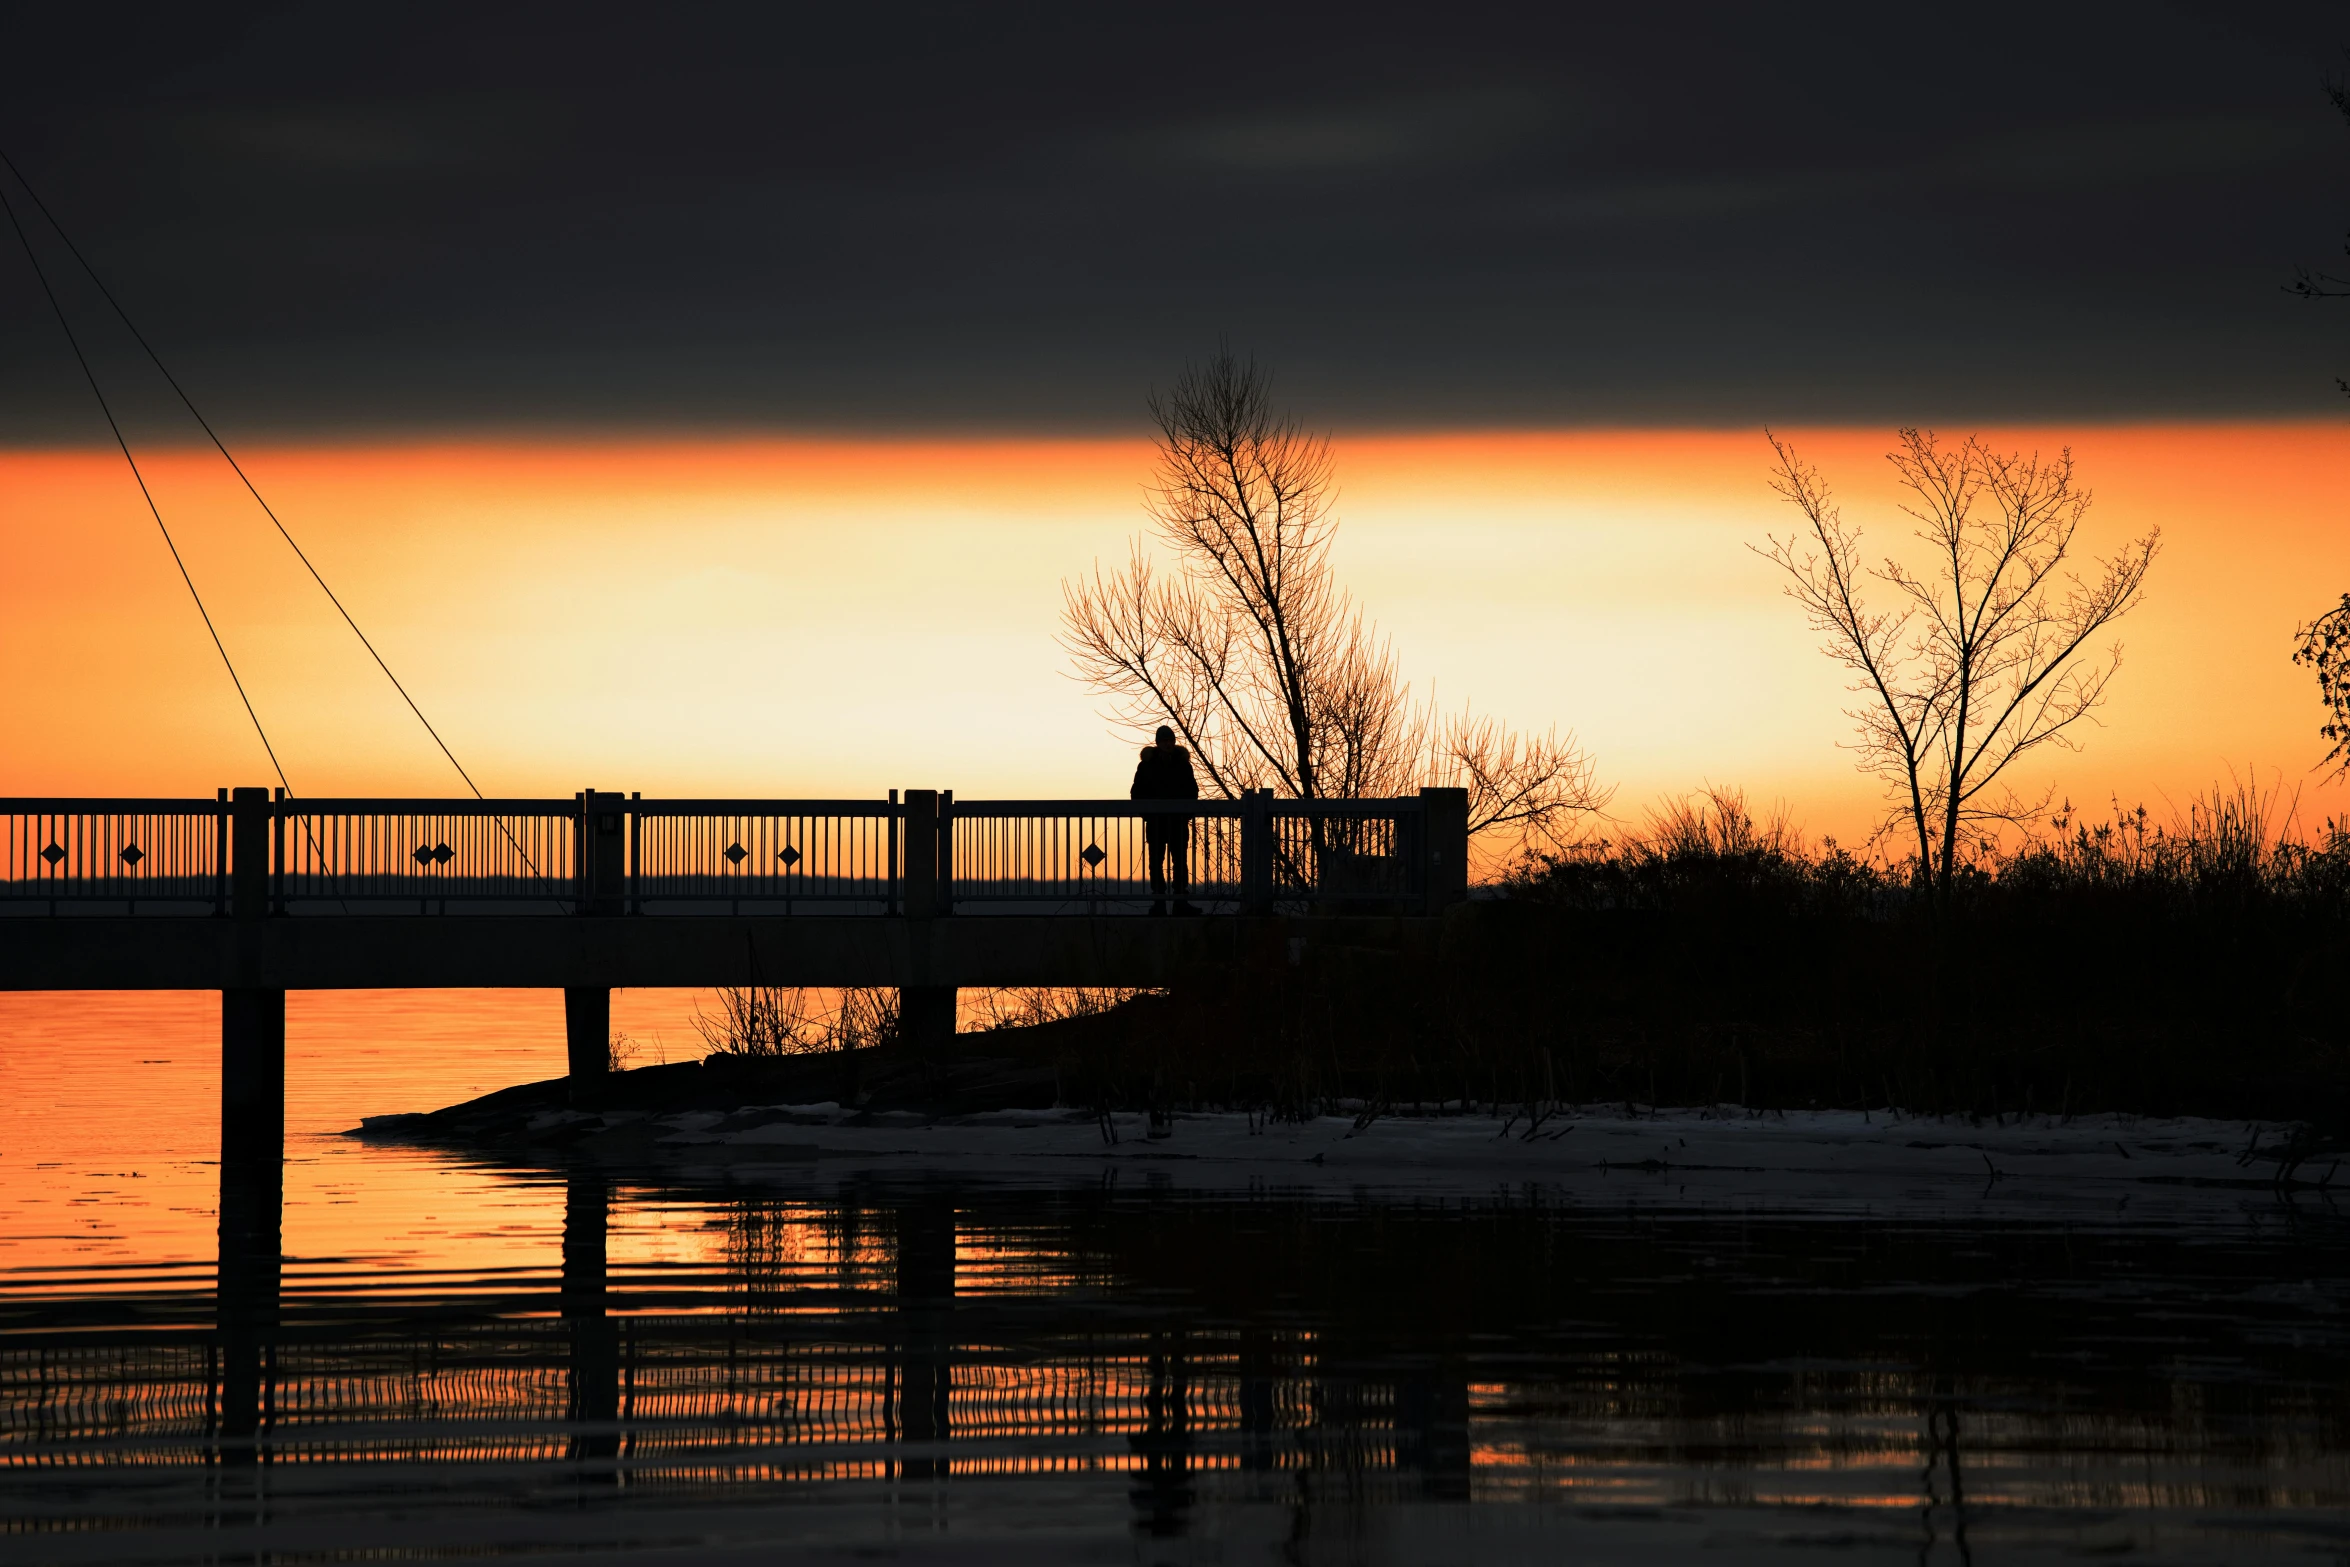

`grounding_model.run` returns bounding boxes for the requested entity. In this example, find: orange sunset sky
[5,420,2346,853]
